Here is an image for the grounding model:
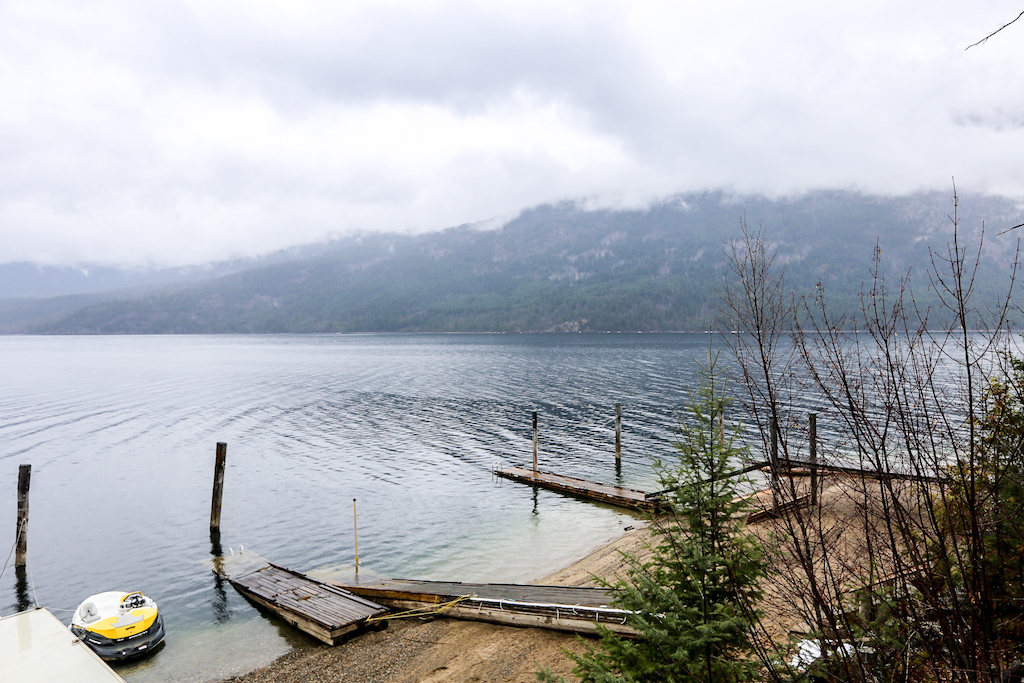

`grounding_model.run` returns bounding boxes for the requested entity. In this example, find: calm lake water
[0,333,742,681]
